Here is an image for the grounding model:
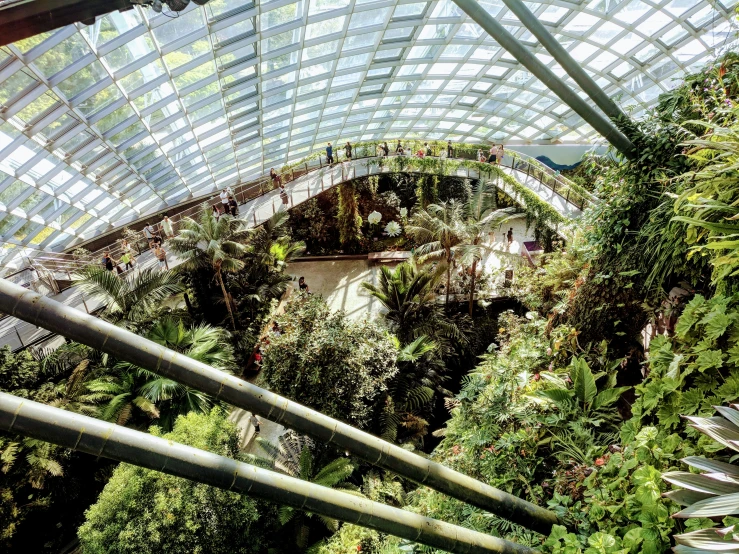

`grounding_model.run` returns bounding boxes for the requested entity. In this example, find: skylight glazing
[0,0,736,262]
